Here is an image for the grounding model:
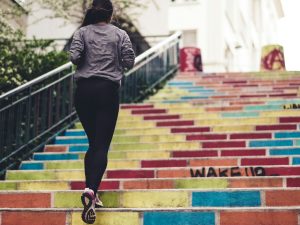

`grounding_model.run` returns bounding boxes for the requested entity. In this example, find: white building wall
[130,0,169,36]
[168,0,283,72]
[25,2,78,50]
